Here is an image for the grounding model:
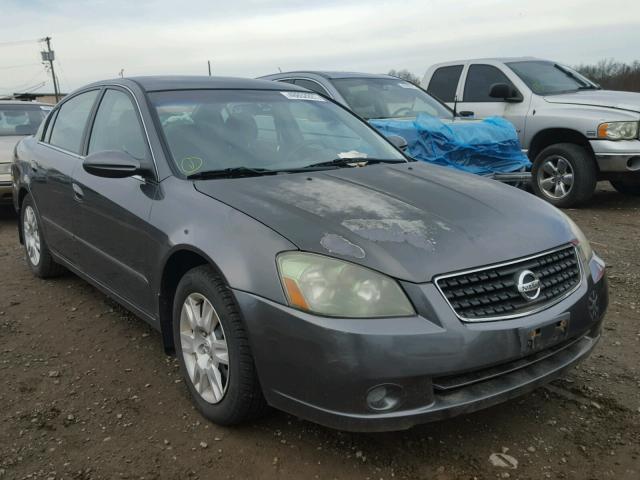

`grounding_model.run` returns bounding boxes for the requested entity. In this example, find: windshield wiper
[304,157,406,169]
[187,167,276,179]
